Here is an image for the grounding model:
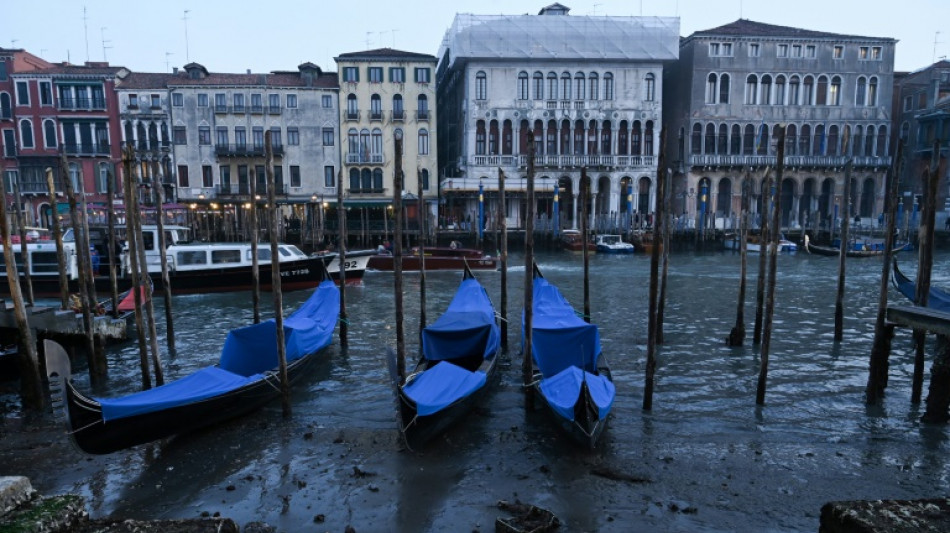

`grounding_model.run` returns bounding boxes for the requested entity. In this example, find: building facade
[664,20,896,231]
[115,72,175,202]
[334,48,438,222]
[7,60,125,227]
[437,5,679,231]
[892,61,950,217]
